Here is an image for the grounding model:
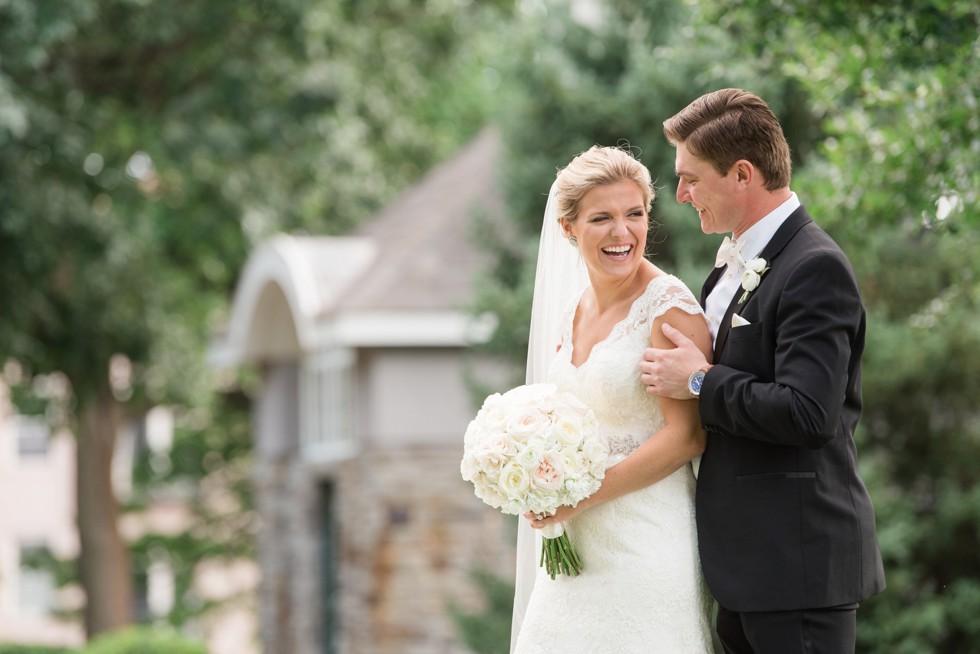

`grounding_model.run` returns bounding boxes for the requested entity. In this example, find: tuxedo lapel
[756,206,811,268]
[712,289,744,358]
[700,265,725,308]
[712,206,813,360]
